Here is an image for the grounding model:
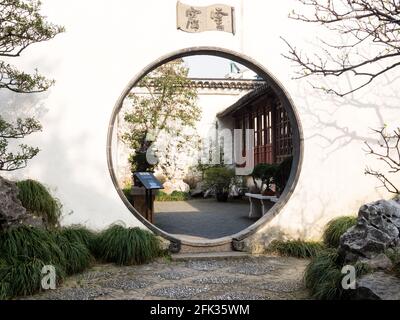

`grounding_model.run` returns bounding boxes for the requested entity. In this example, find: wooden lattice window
[275,101,293,163]
[232,91,293,168]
